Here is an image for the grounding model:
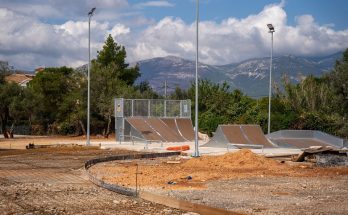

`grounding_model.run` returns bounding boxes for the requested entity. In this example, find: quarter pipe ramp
[267,130,345,149]
[125,117,195,142]
[203,124,274,148]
